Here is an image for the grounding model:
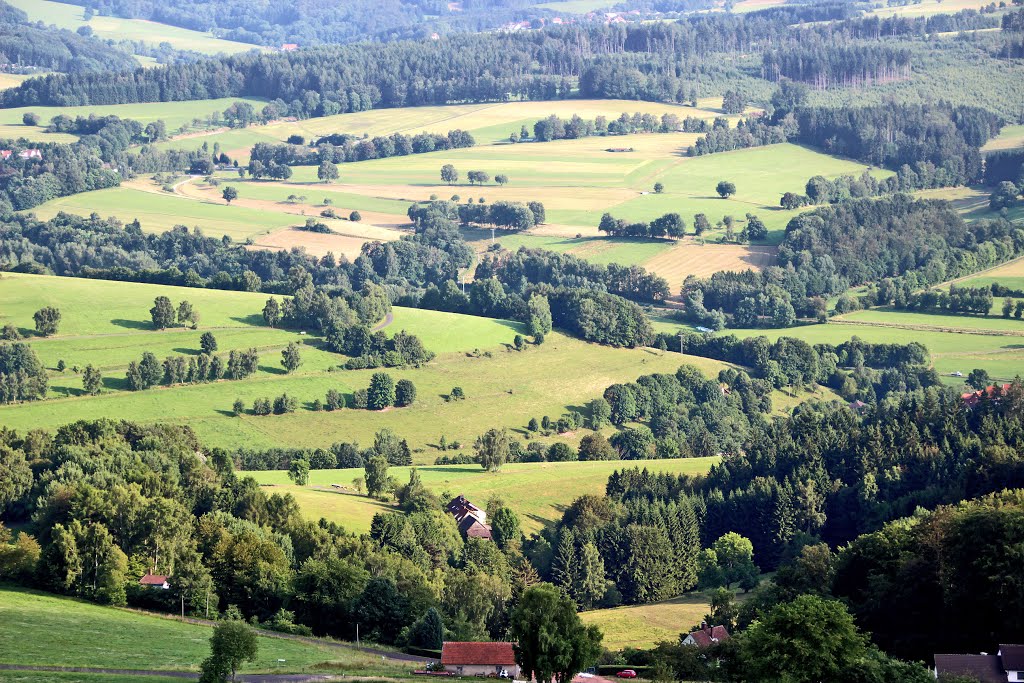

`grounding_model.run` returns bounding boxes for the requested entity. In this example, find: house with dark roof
[139,573,170,589]
[441,641,518,678]
[682,624,730,648]
[999,645,1024,682]
[933,646,1024,682]
[447,495,492,540]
